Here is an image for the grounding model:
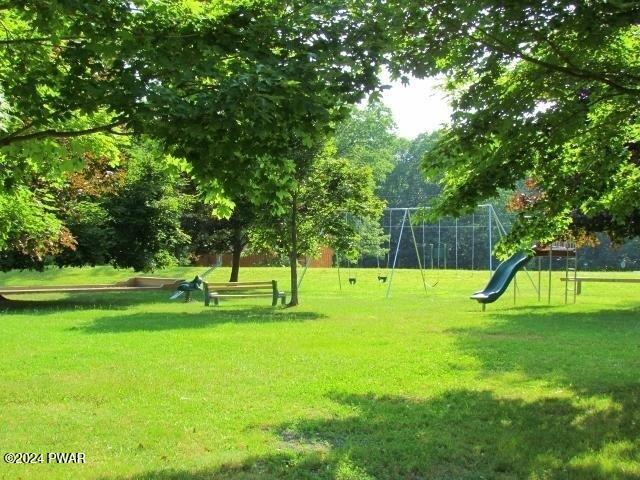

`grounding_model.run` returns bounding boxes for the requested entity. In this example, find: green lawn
[1,266,639,479]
